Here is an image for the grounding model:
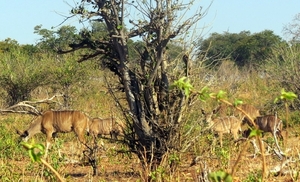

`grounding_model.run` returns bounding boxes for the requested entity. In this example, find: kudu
[243,113,284,158]
[17,110,91,156]
[235,104,284,158]
[202,107,242,147]
[89,117,123,140]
